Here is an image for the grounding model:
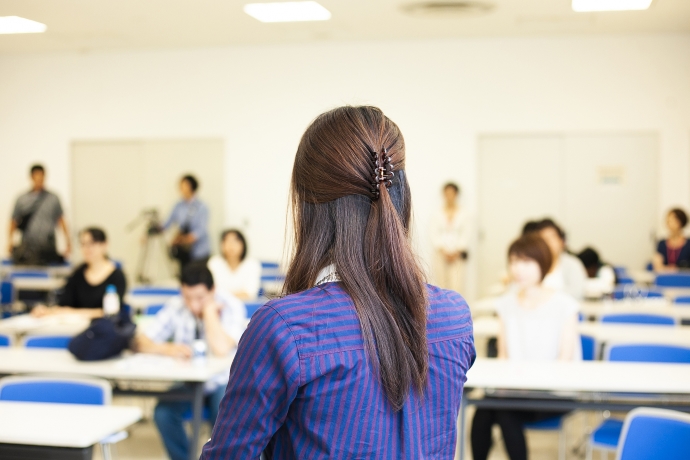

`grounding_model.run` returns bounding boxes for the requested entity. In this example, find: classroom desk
[0,348,234,460]
[0,314,90,342]
[0,400,142,460]
[471,316,690,352]
[11,277,66,292]
[580,299,690,321]
[460,358,690,460]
